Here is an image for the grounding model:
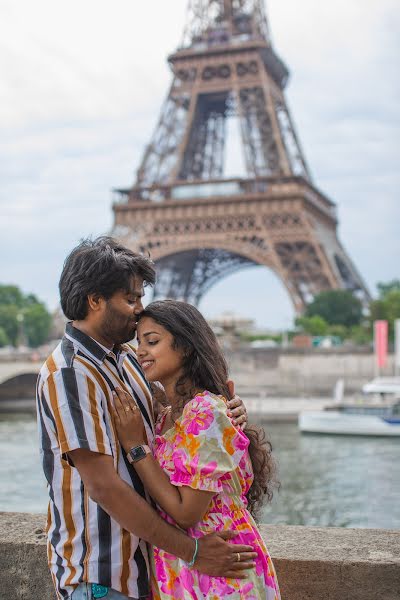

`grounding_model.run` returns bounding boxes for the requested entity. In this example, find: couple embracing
[37,236,281,600]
